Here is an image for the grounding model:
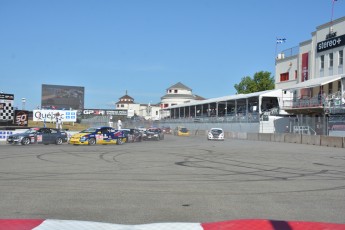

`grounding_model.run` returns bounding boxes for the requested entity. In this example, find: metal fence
[78,113,345,136]
[80,116,159,129]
